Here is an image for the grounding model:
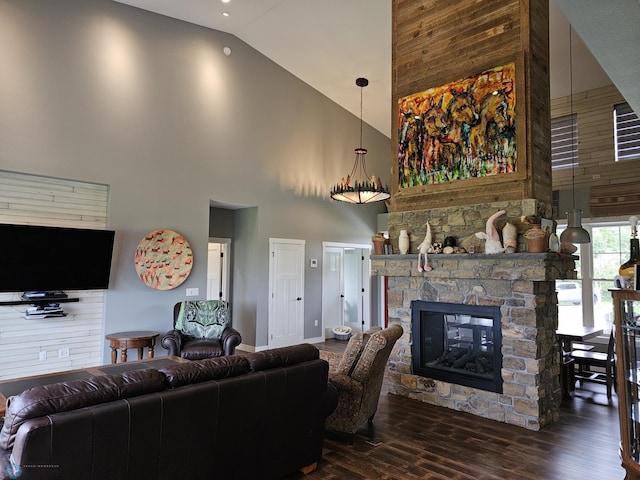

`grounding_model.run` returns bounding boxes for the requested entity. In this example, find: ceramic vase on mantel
[524,224,547,253]
[398,230,410,255]
[372,232,386,255]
